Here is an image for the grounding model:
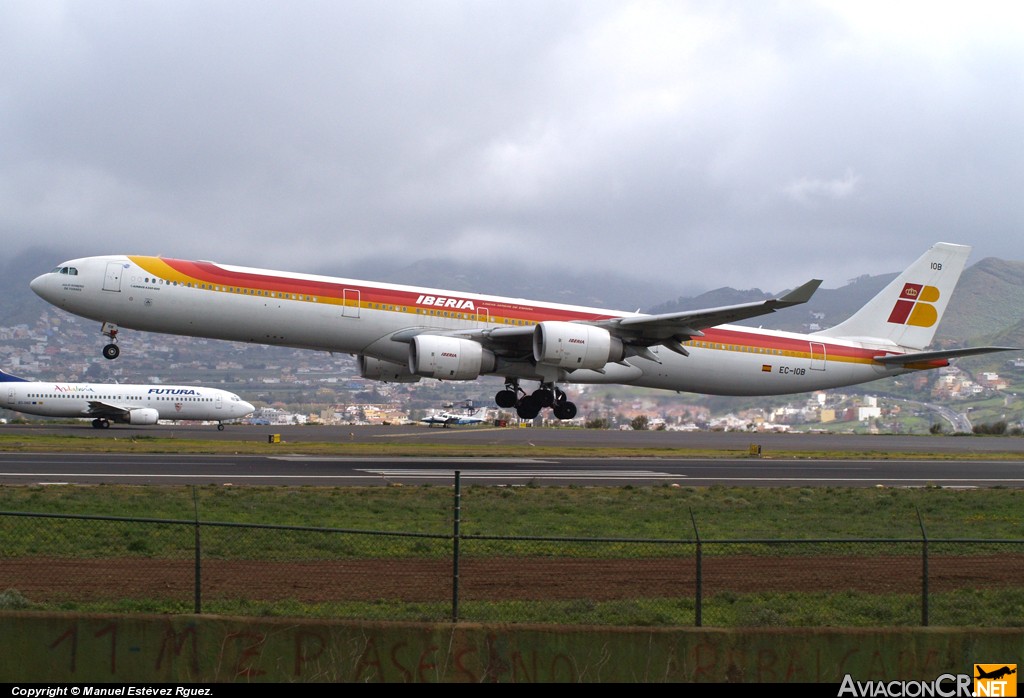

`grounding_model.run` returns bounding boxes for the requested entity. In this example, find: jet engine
[357,355,422,383]
[409,335,496,380]
[533,321,626,370]
[125,408,160,425]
